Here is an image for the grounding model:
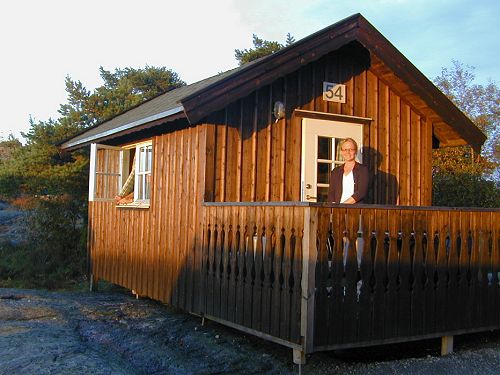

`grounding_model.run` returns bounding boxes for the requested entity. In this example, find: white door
[301,118,363,202]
